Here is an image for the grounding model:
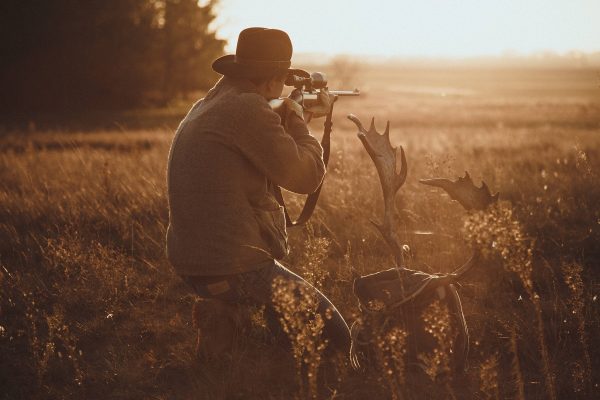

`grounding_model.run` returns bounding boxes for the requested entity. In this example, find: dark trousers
[182,260,351,358]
